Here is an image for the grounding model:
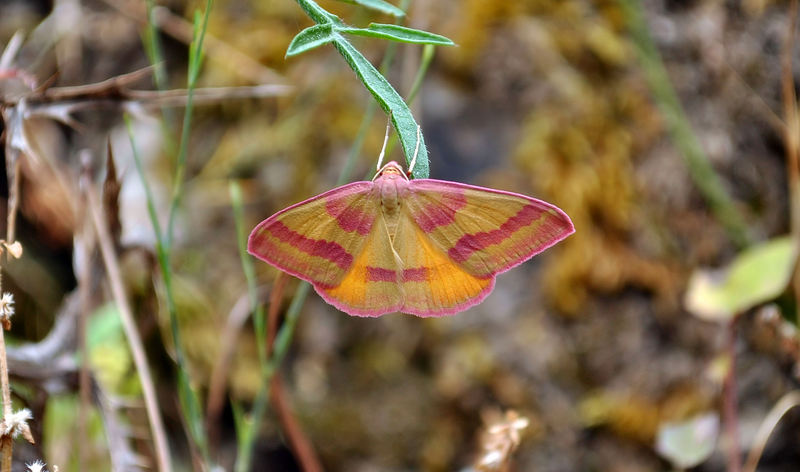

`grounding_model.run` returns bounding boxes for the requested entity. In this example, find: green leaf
[86,304,136,393]
[332,36,429,177]
[336,0,405,16]
[87,303,125,350]
[655,413,719,469]
[685,236,797,321]
[286,24,336,57]
[341,23,454,45]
